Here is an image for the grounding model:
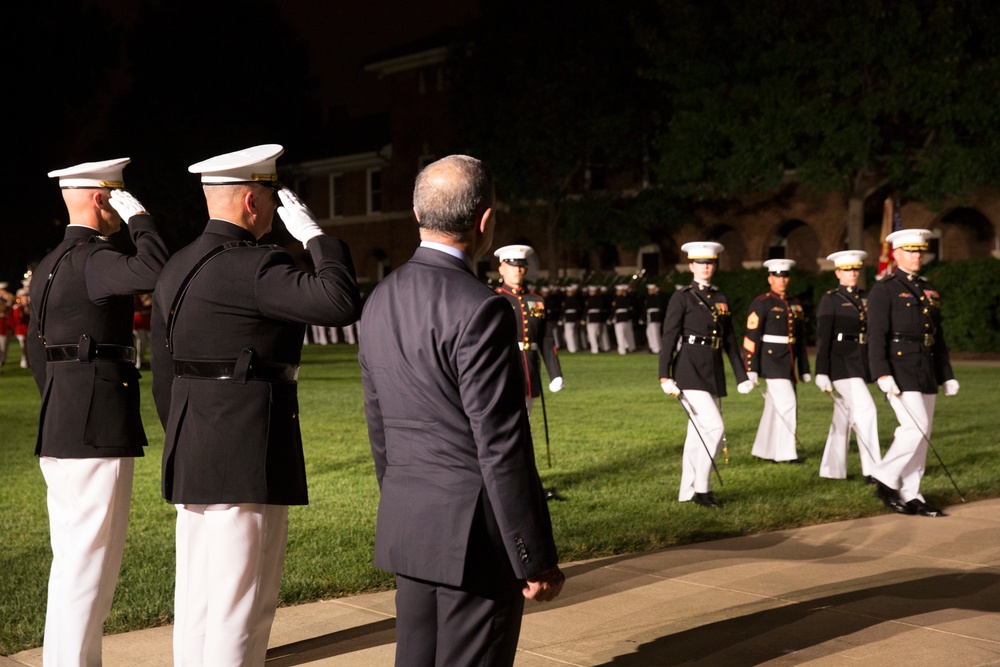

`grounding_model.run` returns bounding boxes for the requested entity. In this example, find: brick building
[281,45,1000,286]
